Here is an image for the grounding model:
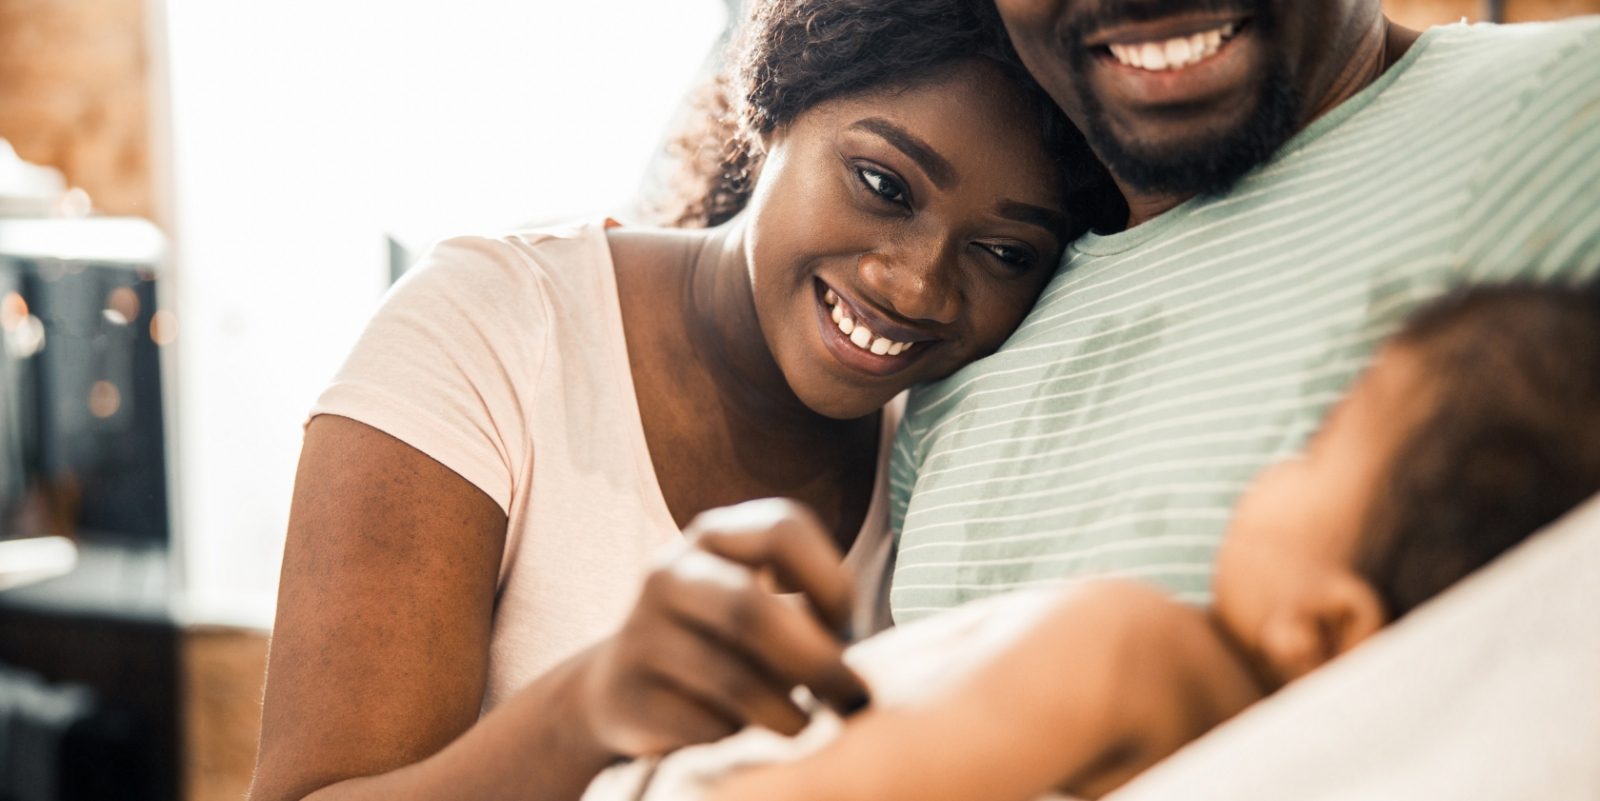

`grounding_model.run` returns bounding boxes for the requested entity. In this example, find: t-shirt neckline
[588,219,684,540]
